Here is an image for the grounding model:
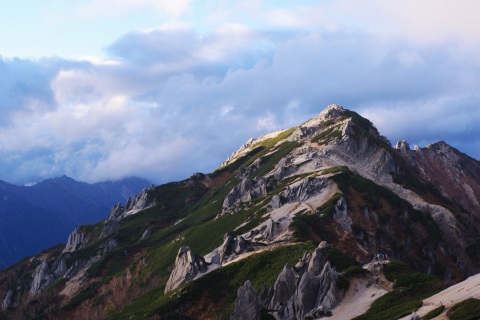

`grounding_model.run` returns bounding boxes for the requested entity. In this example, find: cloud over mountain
[1,2,480,185]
